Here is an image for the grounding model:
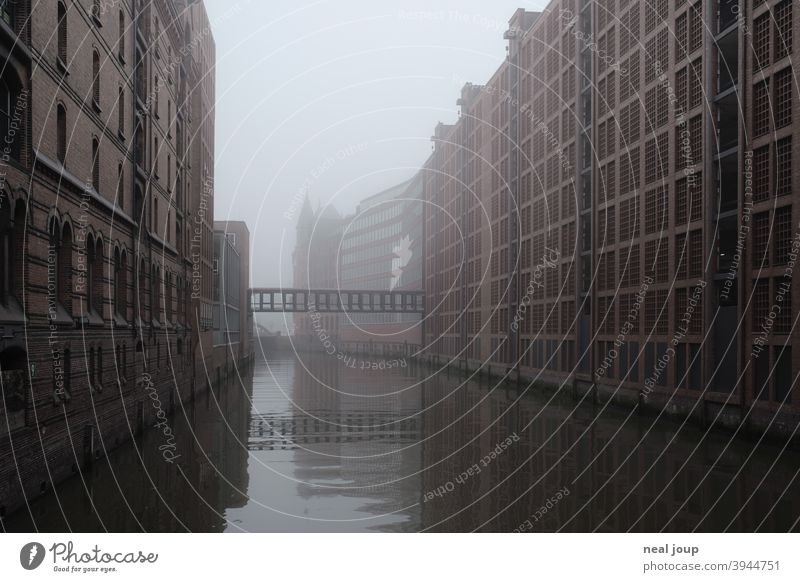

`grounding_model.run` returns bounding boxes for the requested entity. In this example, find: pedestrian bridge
[249,288,425,314]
